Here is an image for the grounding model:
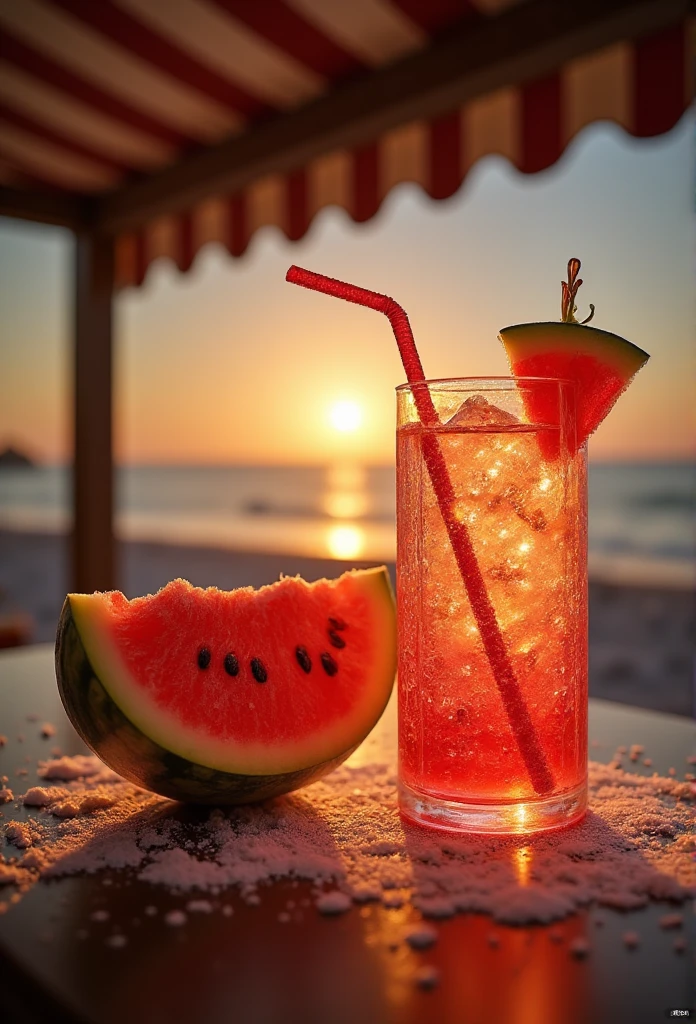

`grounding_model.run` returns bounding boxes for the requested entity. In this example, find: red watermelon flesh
[62,568,396,779]
[499,321,649,451]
